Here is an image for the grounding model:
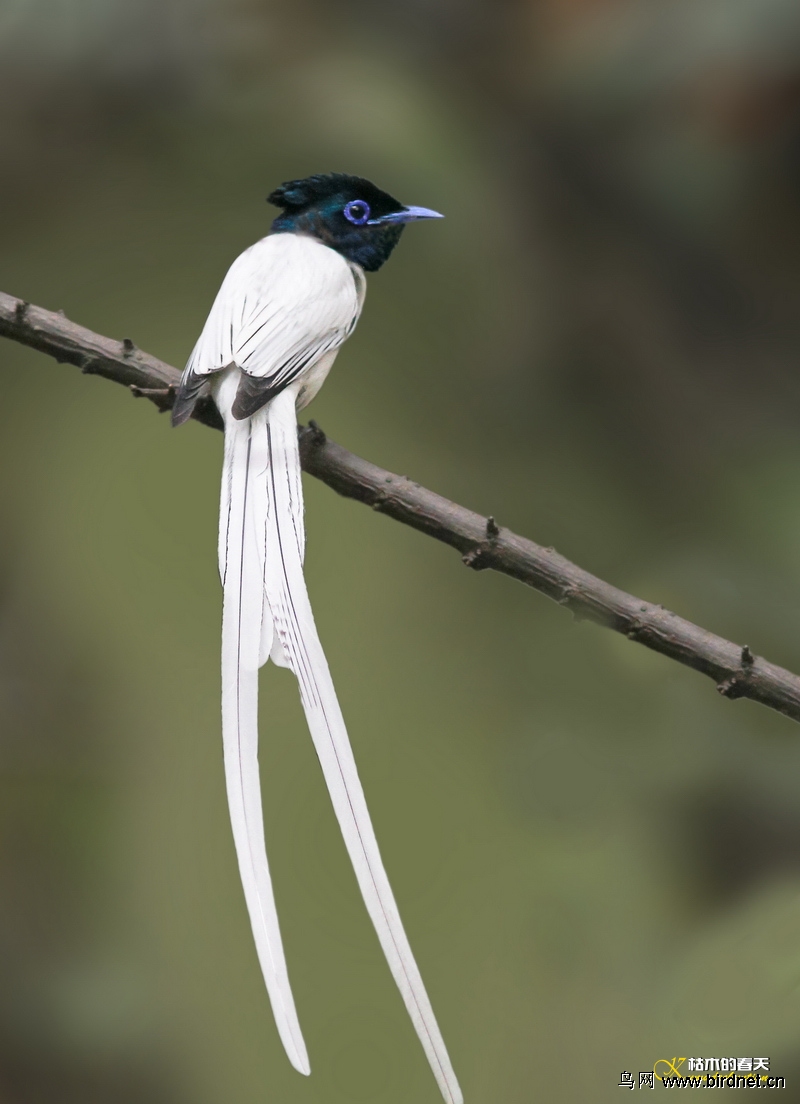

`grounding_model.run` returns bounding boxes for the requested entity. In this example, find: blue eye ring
[343,199,371,225]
